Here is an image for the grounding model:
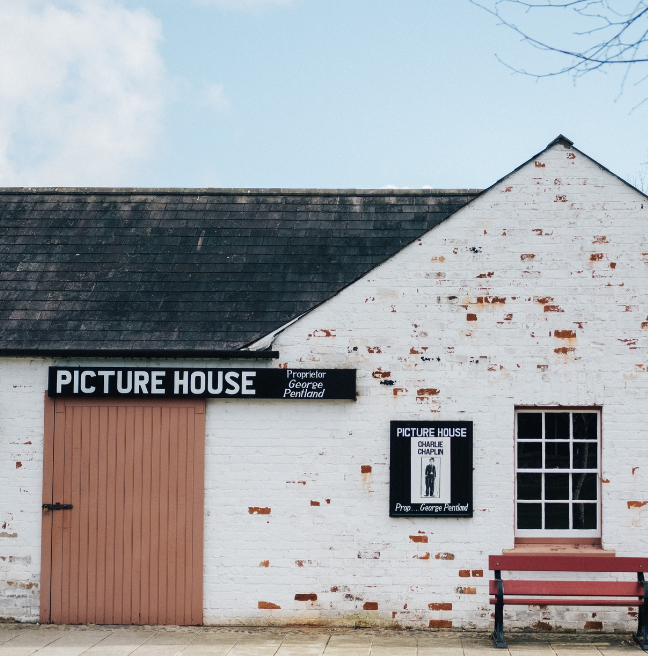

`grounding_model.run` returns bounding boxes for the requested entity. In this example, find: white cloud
[194,0,295,11]
[0,0,165,186]
[205,83,232,114]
